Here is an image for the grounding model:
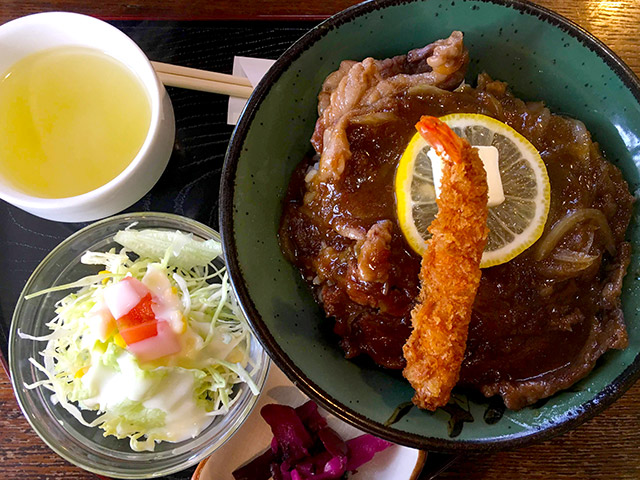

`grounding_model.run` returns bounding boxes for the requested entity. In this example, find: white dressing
[143,369,210,441]
[81,352,210,443]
